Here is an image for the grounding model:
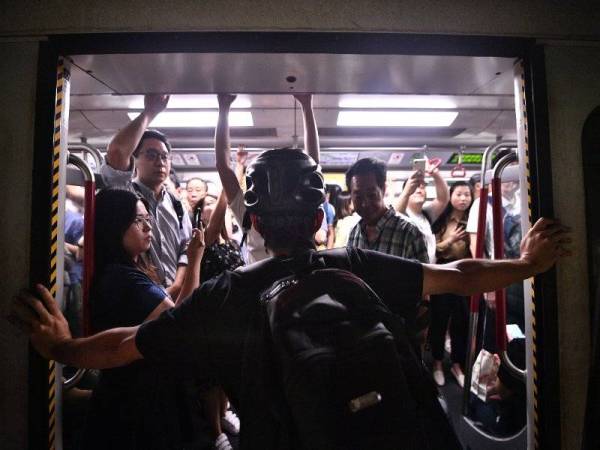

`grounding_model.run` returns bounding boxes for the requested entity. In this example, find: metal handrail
[68,143,104,170]
[491,153,527,380]
[62,153,95,390]
[462,141,517,415]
